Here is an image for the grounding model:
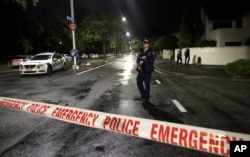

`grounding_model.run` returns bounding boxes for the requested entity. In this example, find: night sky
[1,0,249,55]
[73,0,250,38]
[74,0,183,37]
[2,0,249,39]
